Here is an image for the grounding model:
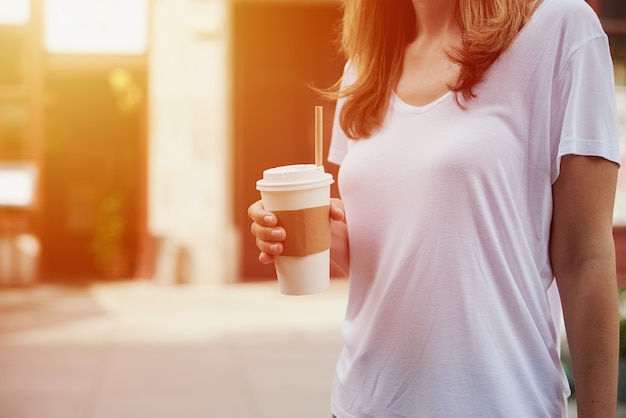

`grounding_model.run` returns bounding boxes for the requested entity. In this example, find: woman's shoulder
[515,0,607,66]
[530,0,605,40]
